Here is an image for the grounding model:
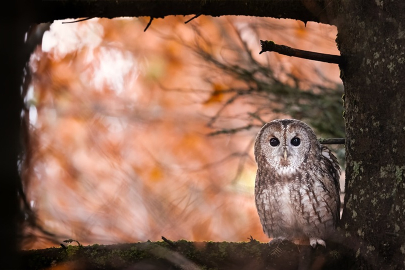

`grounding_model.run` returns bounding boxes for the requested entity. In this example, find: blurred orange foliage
[24,16,339,249]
